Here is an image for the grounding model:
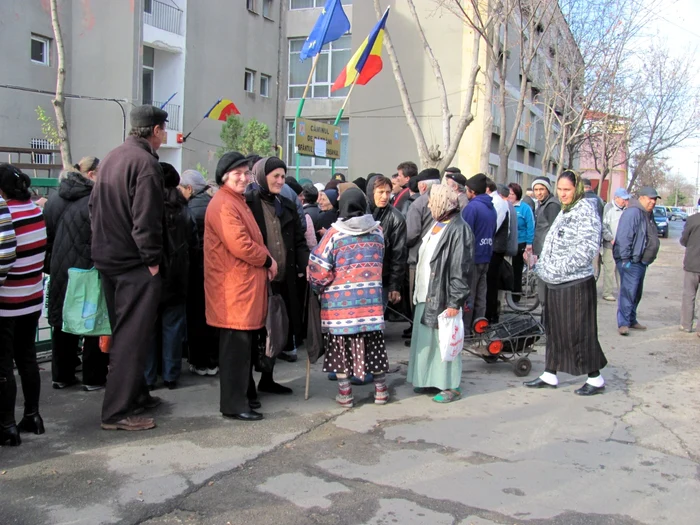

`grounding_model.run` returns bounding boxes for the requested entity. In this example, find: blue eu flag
[299,0,351,62]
